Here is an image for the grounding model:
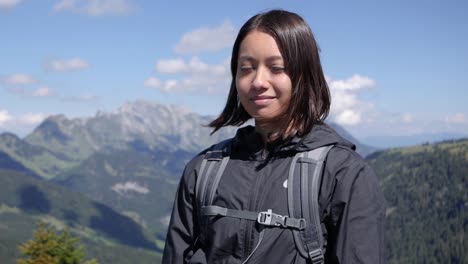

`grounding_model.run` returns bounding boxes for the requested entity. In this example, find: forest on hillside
[368,139,467,263]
